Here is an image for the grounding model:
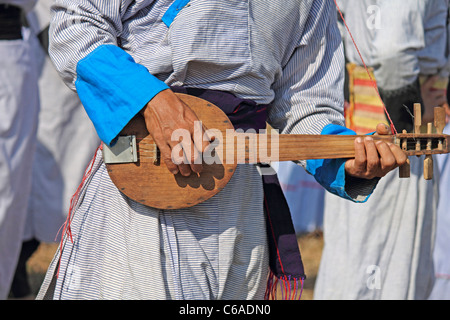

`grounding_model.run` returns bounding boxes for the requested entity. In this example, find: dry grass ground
[26,231,324,300]
[297,231,324,300]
